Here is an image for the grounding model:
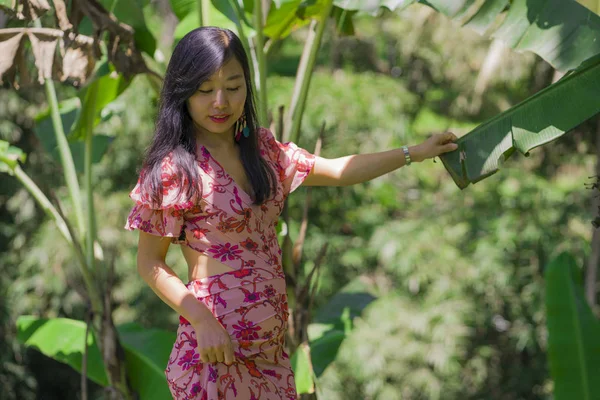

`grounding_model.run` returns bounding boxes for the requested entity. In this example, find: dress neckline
[197,144,255,203]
